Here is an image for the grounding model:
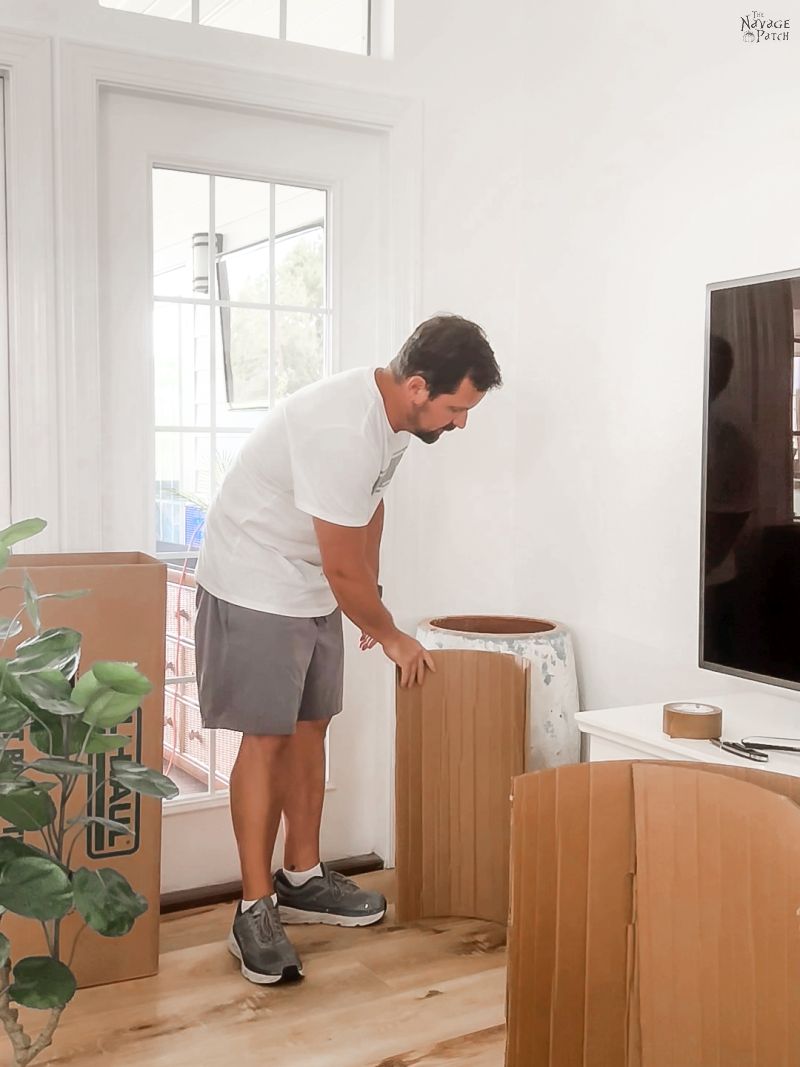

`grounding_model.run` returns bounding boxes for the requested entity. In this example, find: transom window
[99,0,372,55]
